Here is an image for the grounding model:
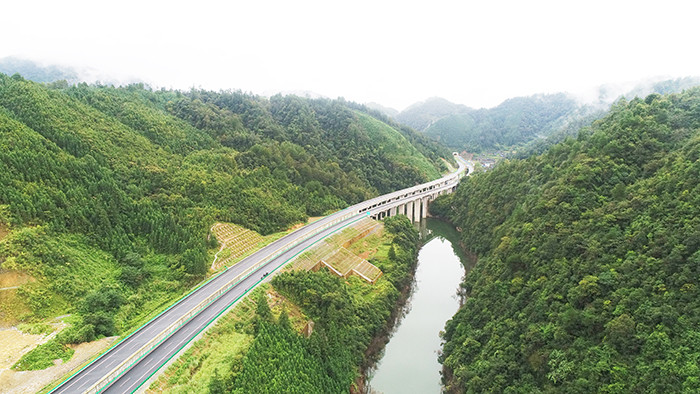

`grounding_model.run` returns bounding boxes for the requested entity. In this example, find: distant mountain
[0,57,79,83]
[518,77,700,157]
[624,76,700,100]
[395,97,471,131]
[400,77,700,154]
[423,93,580,152]
[364,101,399,118]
